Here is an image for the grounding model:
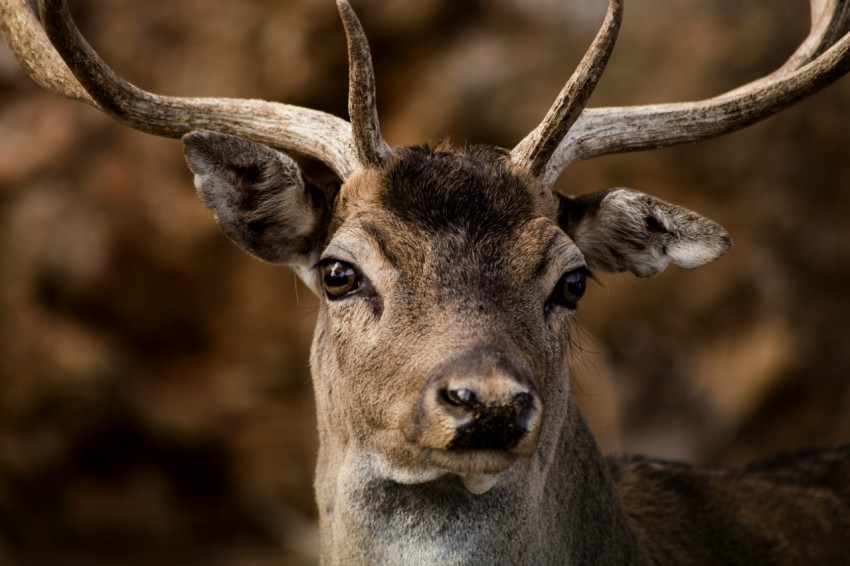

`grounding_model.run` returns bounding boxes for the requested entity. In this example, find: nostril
[442,387,480,410]
[512,391,533,412]
[512,391,536,431]
[447,390,538,451]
